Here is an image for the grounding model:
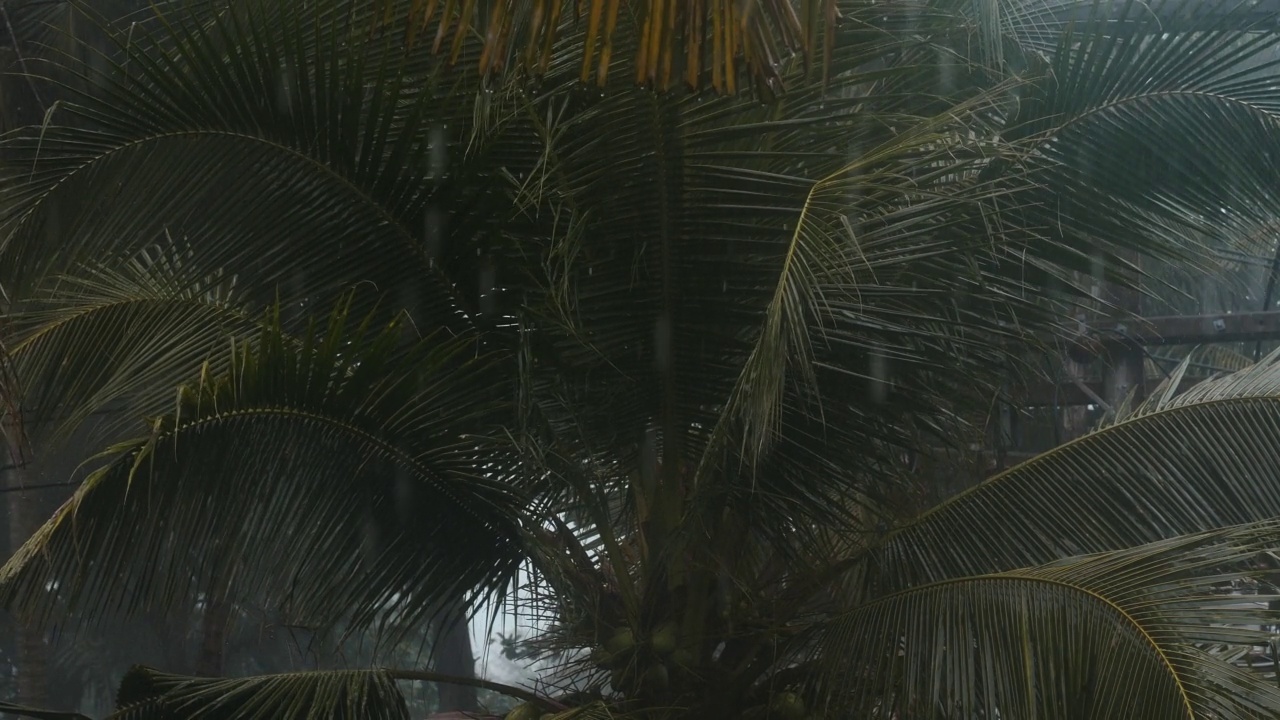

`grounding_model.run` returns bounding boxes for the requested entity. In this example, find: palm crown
[4,0,1280,718]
